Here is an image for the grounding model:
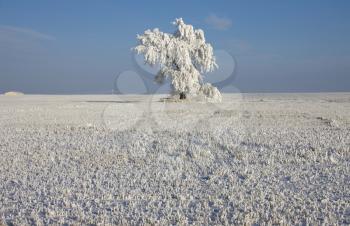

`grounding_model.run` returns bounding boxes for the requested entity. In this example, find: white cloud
[205,14,232,30]
[0,25,56,56]
[0,25,55,41]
